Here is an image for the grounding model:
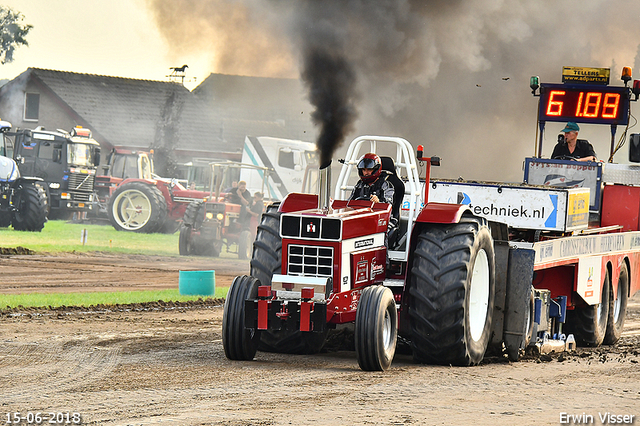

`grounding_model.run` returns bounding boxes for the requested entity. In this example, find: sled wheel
[108,182,167,233]
[566,269,610,347]
[222,275,261,360]
[11,183,47,232]
[605,263,629,345]
[407,217,495,366]
[250,203,327,354]
[355,285,397,371]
